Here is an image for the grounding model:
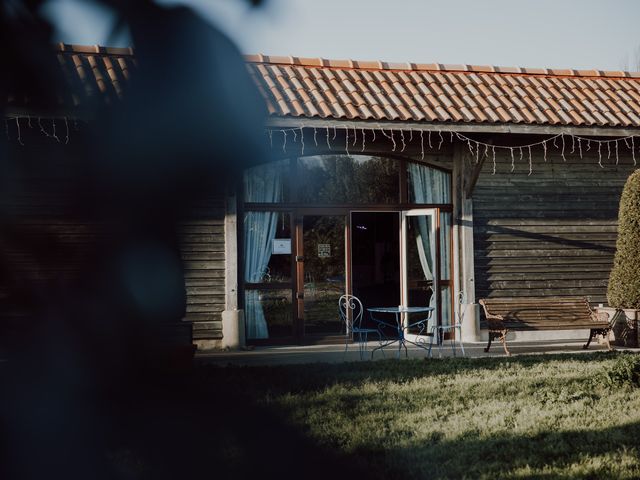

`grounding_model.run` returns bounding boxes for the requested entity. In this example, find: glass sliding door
[351,212,401,324]
[439,211,453,331]
[402,209,438,333]
[243,210,294,341]
[300,215,347,338]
